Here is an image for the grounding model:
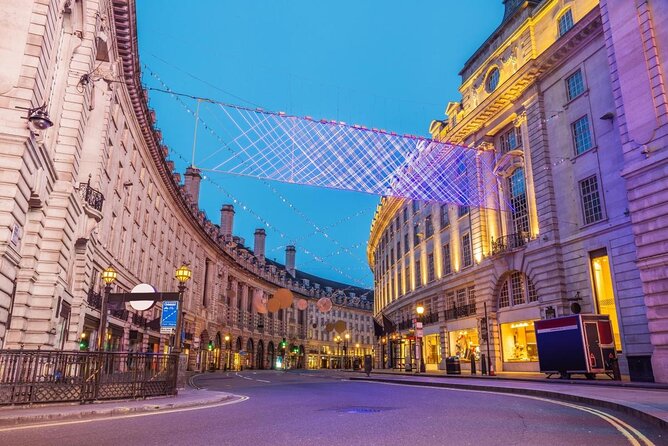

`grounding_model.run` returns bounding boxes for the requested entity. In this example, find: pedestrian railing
[0,349,177,405]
